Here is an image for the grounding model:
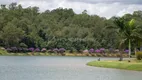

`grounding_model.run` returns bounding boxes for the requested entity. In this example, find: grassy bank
[87,60,142,71]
